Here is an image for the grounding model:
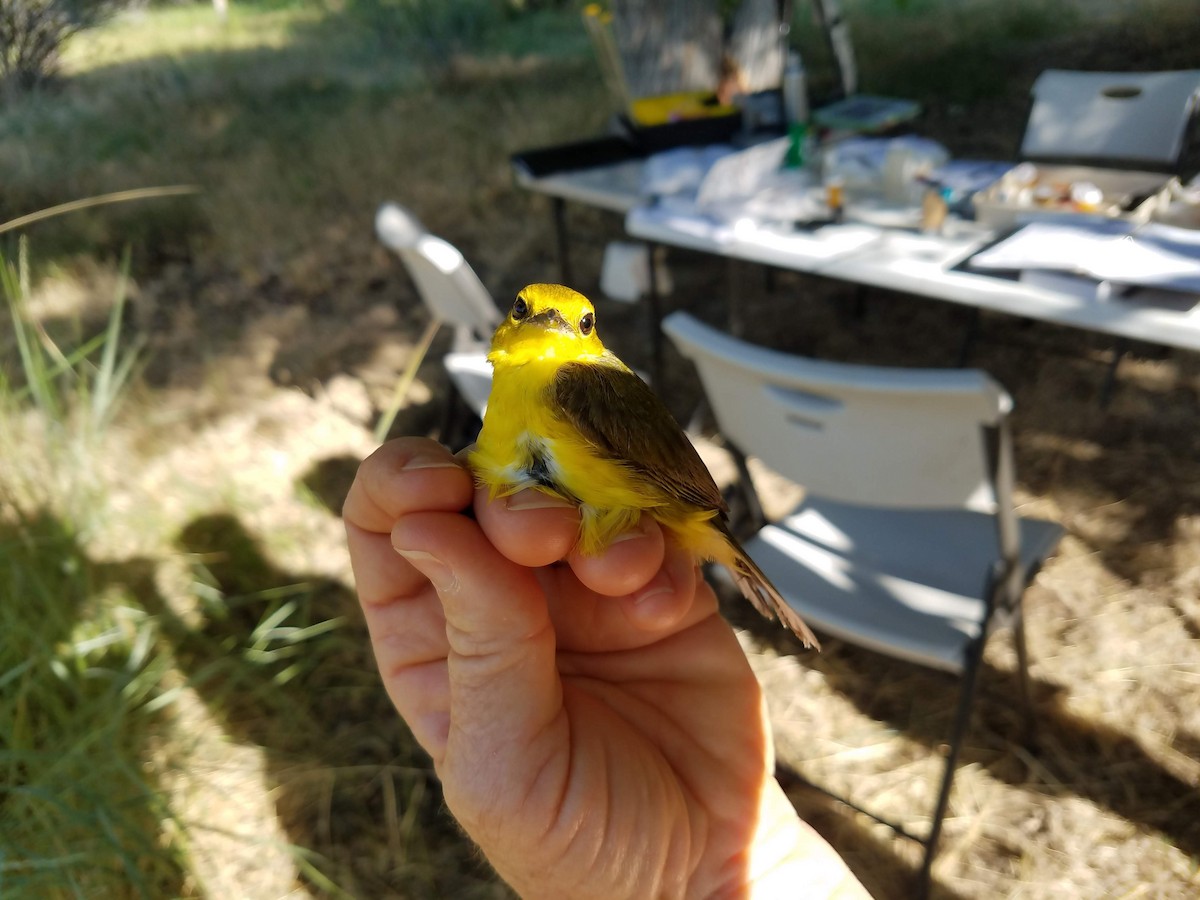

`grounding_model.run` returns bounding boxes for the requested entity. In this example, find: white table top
[516,152,1200,353]
[821,231,1200,352]
[627,200,1200,354]
[514,157,647,214]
